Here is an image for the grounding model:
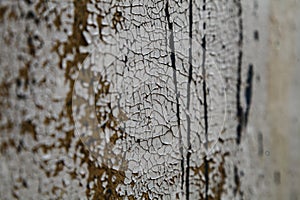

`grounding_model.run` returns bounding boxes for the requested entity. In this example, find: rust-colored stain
[191,151,230,200]
[211,152,230,200]
[78,143,126,199]
[0,81,10,99]
[0,6,8,23]
[0,0,245,198]
[8,8,18,21]
[0,139,15,154]
[21,120,37,141]
[35,0,127,198]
